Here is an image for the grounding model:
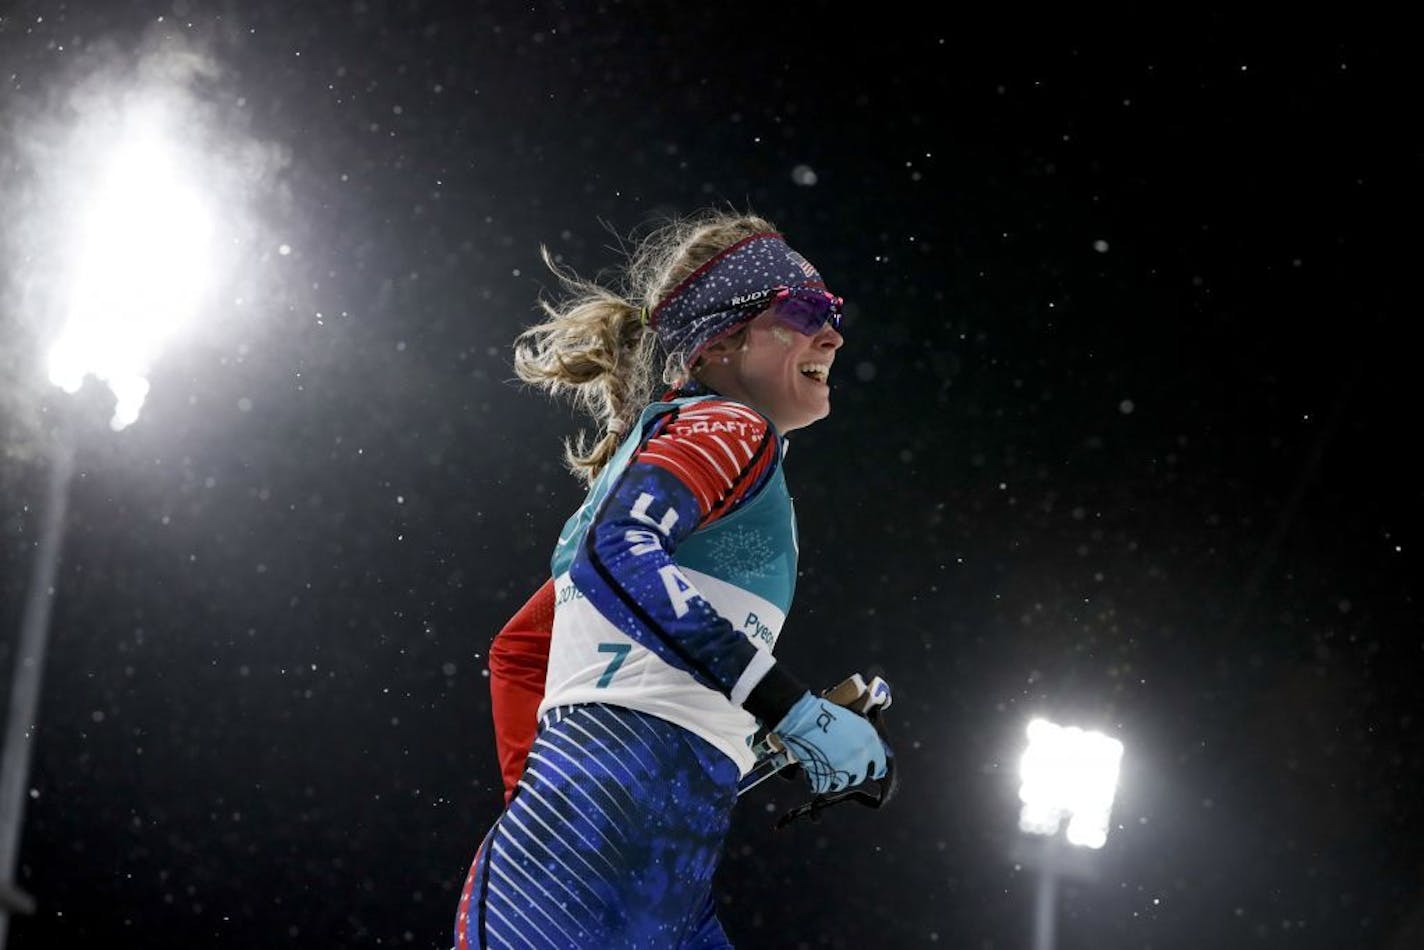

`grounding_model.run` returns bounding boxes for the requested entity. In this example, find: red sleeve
[488,579,554,804]
[636,400,775,526]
